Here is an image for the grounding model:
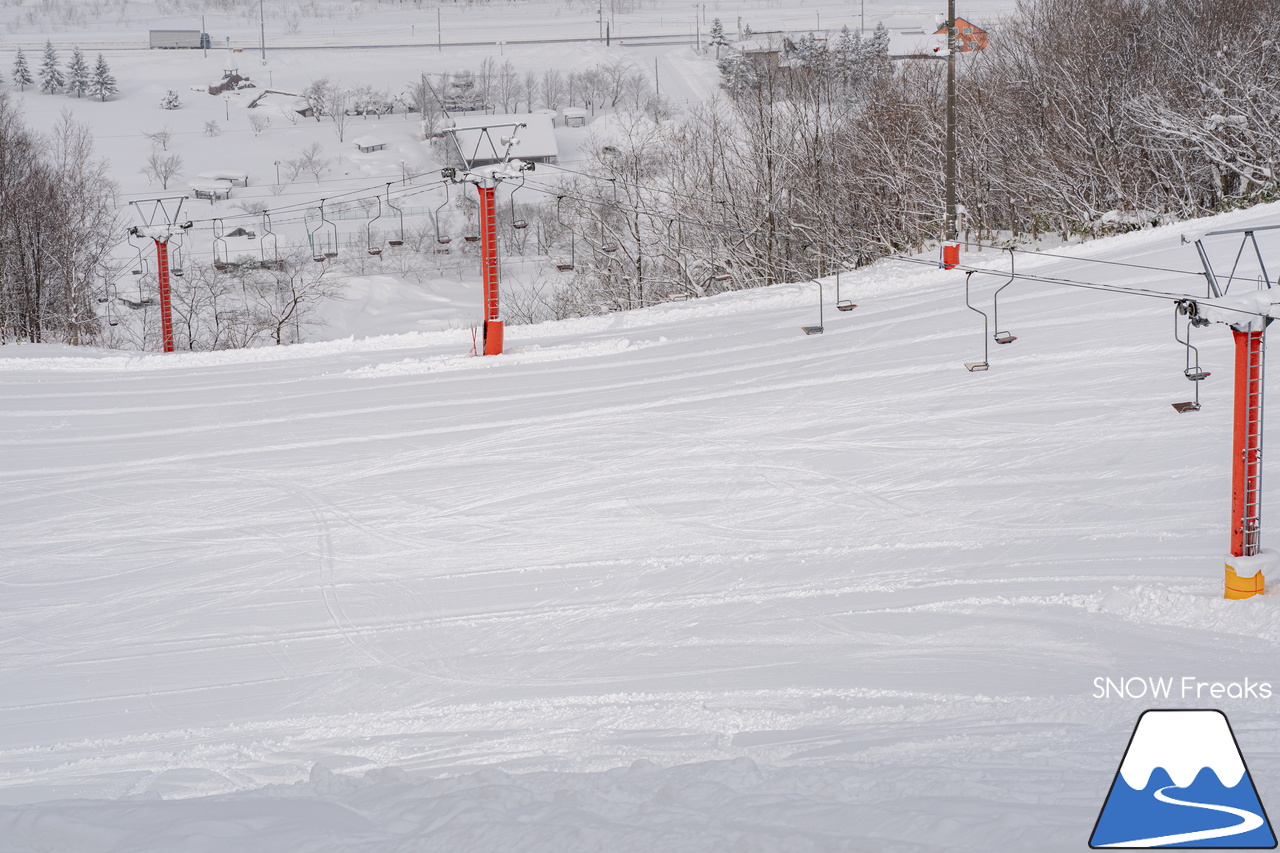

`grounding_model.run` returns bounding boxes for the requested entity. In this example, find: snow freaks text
[1093,677,1273,700]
